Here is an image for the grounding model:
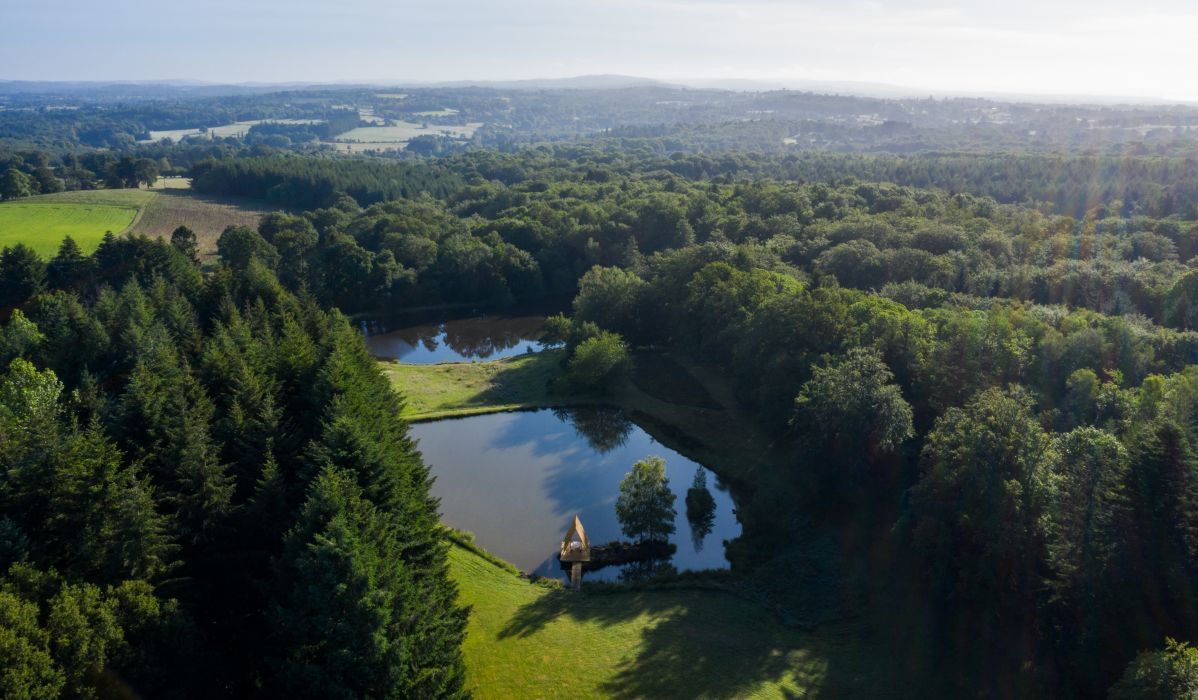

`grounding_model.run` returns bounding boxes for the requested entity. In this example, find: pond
[411,408,740,582]
[362,314,546,363]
